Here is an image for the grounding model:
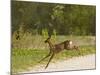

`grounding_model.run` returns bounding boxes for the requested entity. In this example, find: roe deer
[39,36,79,69]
